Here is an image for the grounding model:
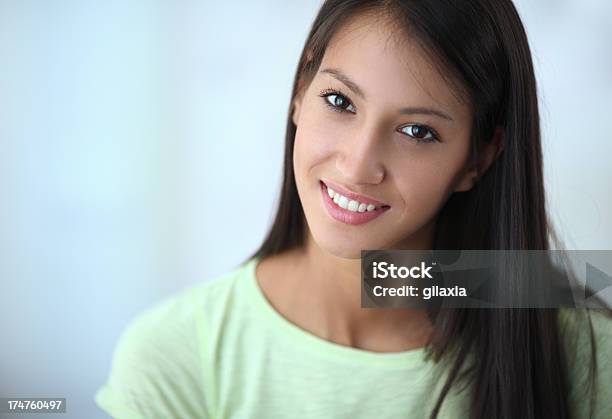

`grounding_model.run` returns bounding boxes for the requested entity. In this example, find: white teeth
[326,186,384,213]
